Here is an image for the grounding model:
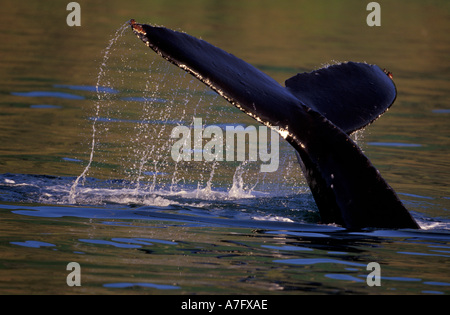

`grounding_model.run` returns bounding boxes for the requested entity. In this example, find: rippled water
[1,173,449,295]
[1,0,449,295]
